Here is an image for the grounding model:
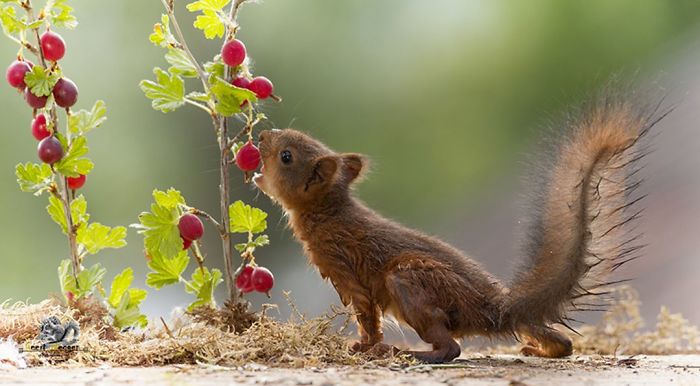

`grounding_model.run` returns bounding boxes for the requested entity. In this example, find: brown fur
[253,97,667,363]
